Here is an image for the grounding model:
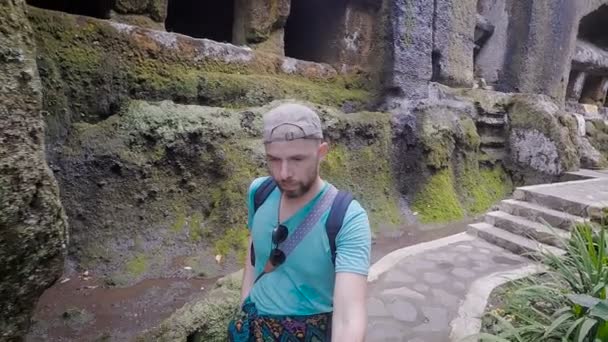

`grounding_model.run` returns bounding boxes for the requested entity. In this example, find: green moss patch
[412,168,465,224]
[28,7,373,124]
[125,253,148,277]
[461,163,513,215]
